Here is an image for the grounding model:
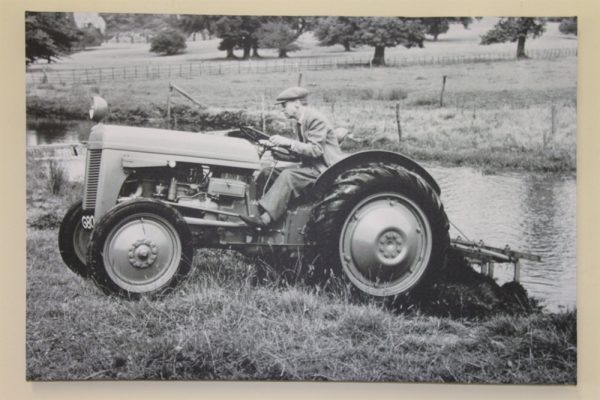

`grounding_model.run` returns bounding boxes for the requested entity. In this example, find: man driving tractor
[240,86,345,228]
